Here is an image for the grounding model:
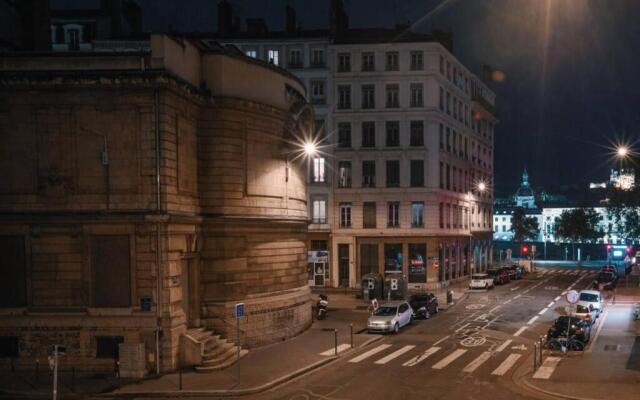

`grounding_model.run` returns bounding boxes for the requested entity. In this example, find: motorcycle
[316,294,329,320]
